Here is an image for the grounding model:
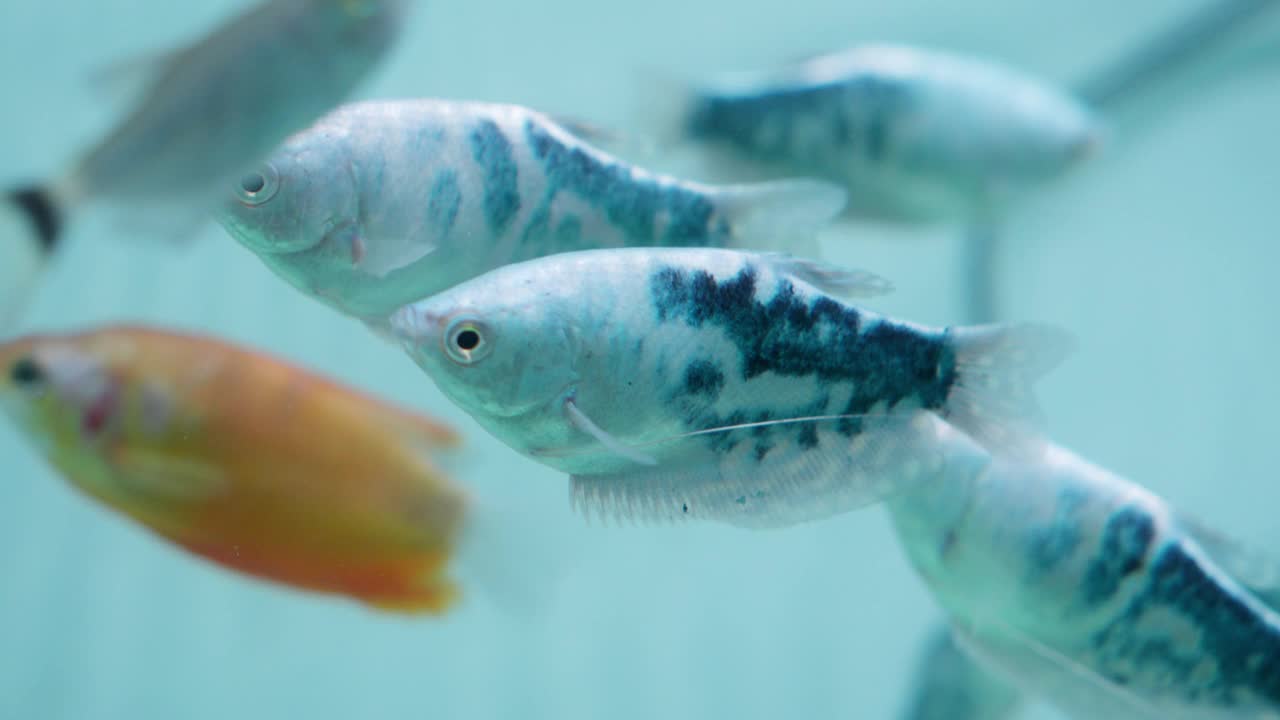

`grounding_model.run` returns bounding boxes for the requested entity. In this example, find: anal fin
[569,410,978,529]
